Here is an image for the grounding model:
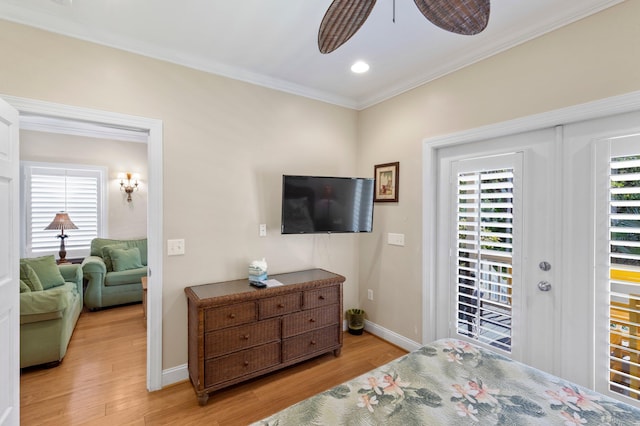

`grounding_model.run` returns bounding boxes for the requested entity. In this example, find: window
[456,167,514,353]
[607,141,640,401]
[21,162,106,259]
